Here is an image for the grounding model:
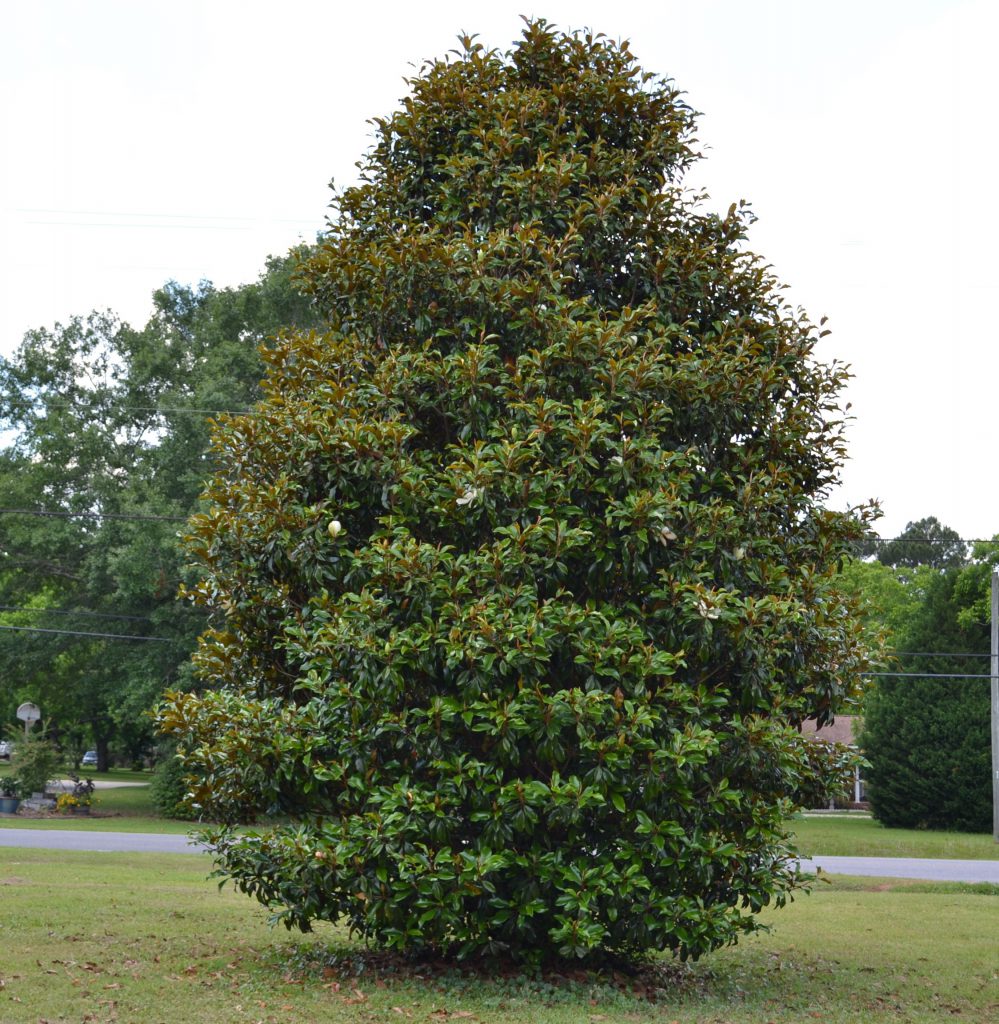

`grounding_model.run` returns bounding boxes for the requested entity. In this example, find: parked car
[0,741,11,761]
[81,750,98,767]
